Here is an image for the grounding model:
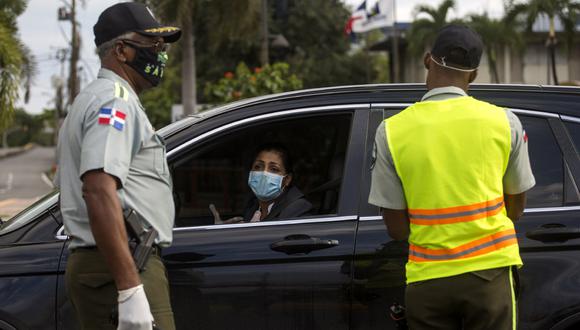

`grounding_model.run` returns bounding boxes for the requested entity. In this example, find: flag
[346,0,394,35]
[344,0,366,37]
[98,107,127,131]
